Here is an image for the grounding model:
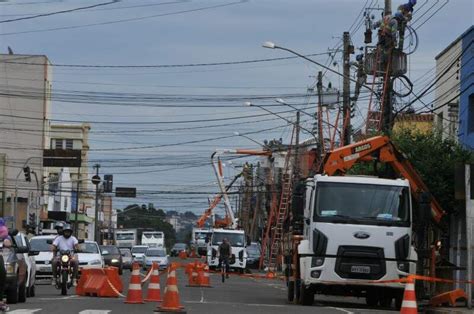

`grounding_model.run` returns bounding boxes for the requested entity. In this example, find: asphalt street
[6,259,398,314]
